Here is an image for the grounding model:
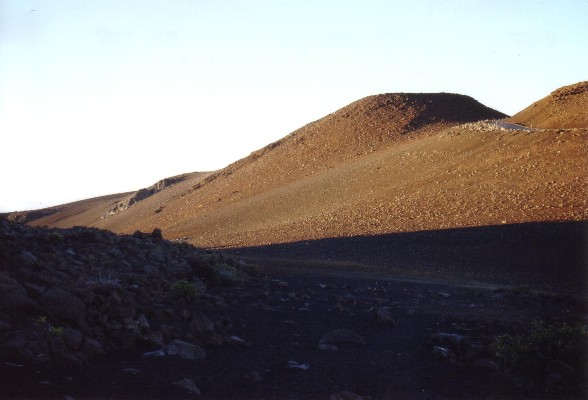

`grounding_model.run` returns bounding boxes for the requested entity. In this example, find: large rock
[80,338,104,357]
[63,328,83,350]
[172,377,201,395]
[1,280,42,317]
[374,307,396,324]
[165,339,207,360]
[41,287,86,323]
